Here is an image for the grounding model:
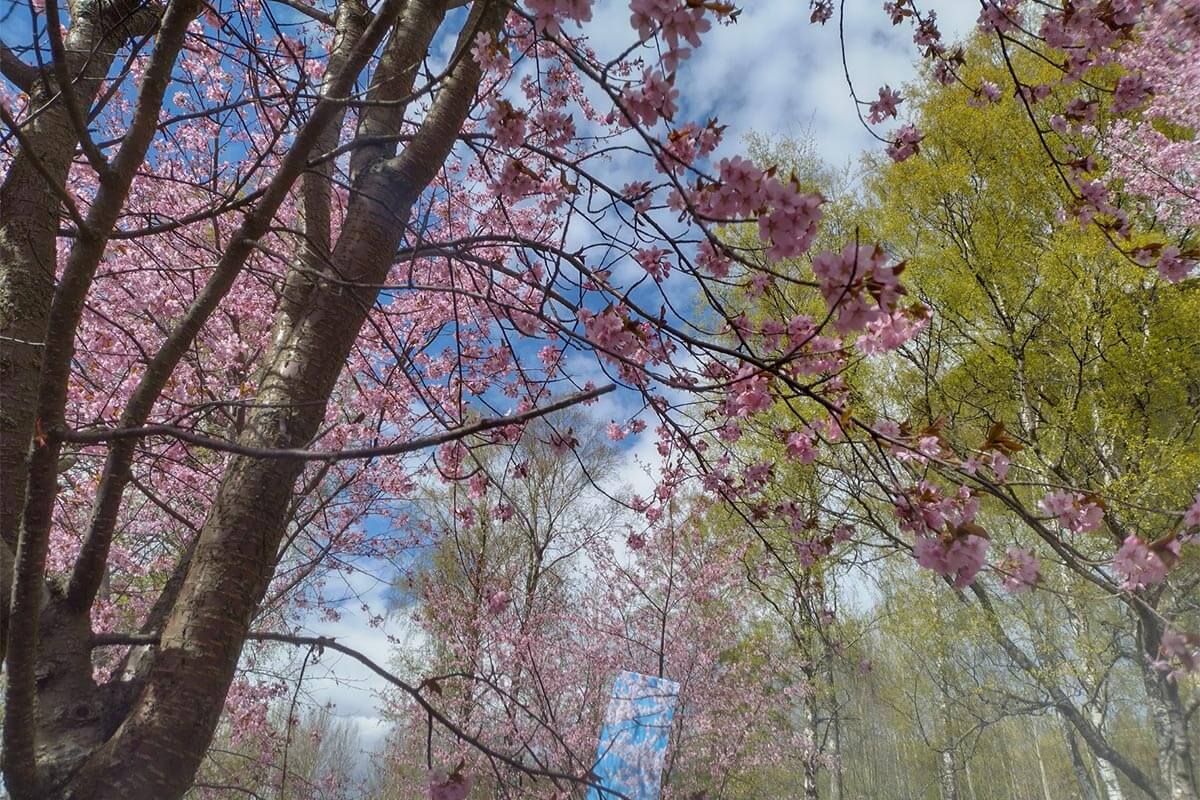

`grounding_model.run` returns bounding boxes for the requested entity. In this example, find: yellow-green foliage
[862,40,1200,531]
